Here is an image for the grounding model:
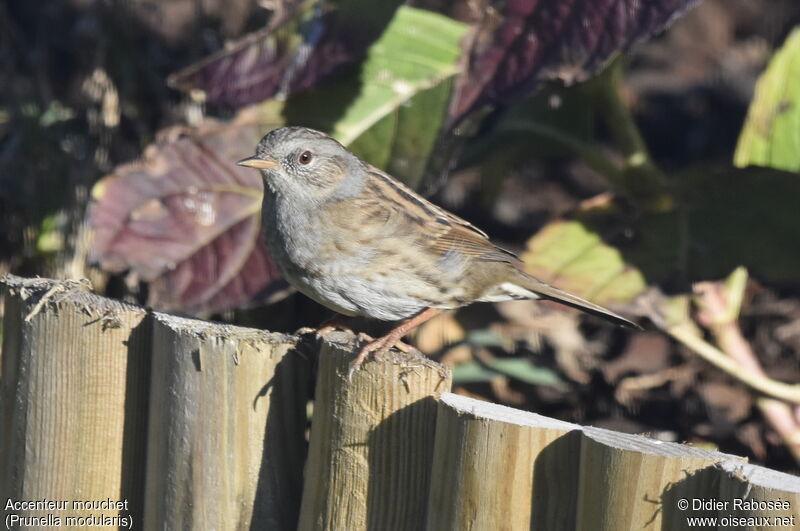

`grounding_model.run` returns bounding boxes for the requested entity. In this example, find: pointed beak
[236,156,279,169]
